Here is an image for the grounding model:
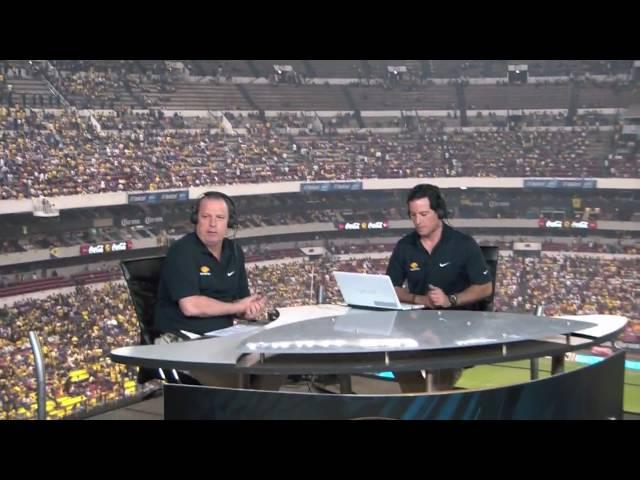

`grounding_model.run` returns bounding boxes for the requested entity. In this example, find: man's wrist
[411,294,417,304]
[233,301,246,315]
[448,294,458,308]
